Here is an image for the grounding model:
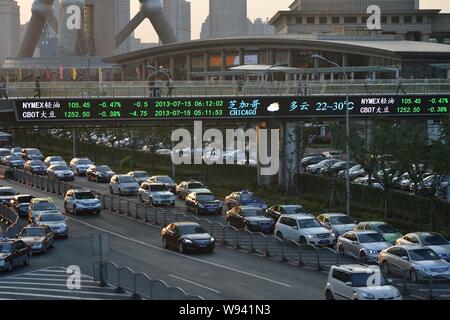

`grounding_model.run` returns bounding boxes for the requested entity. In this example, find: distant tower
[0,0,20,65]
[162,0,191,42]
[115,0,131,53]
[209,0,248,38]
